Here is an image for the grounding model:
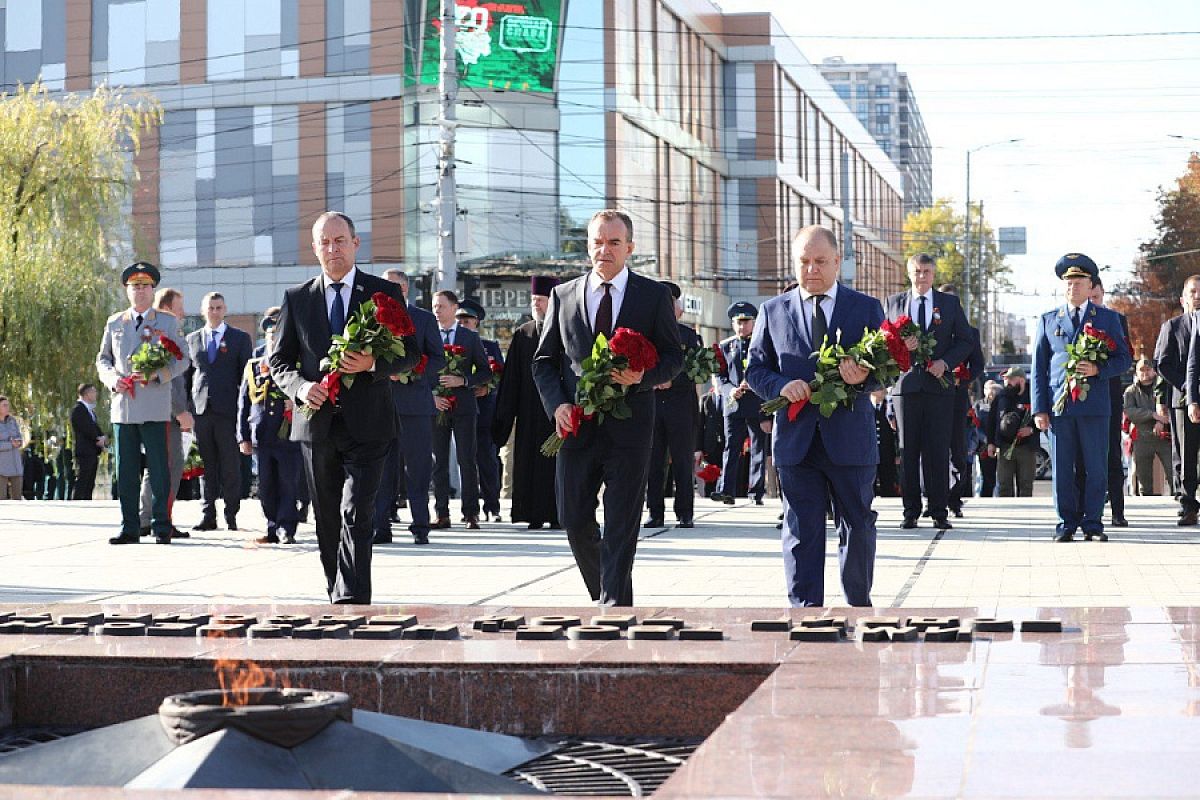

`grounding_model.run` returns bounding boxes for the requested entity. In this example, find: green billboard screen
[419,1,564,93]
